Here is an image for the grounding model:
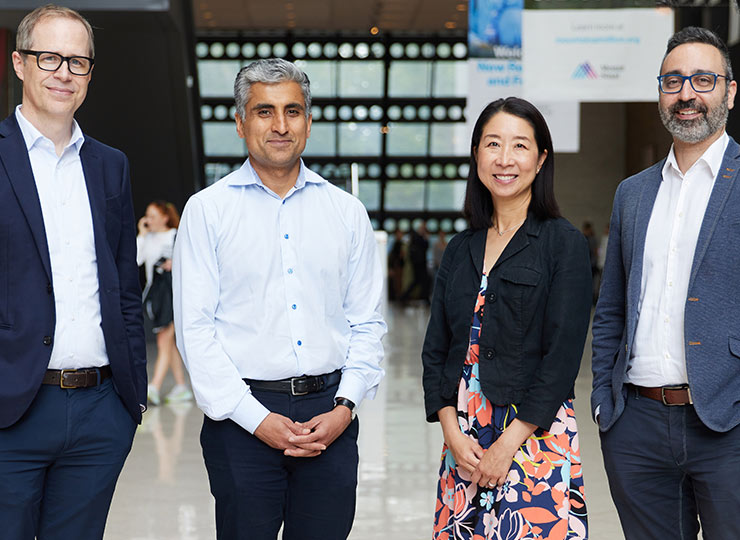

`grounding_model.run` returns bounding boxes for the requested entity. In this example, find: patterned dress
[433,274,588,540]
